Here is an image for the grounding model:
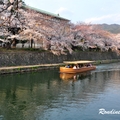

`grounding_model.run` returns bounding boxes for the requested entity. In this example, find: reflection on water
[60,72,91,80]
[0,62,120,120]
